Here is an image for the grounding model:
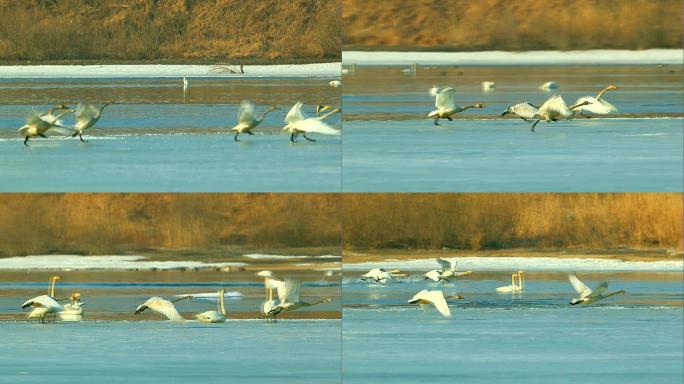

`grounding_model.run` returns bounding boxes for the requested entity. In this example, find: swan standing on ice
[262,276,285,314]
[568,274,625,305]
[496,271,525,293]
[529,95,592,132]
[424,257,473,282]
[21,276,62,323]
[134,296,193,322]
[500,102,540,122]
[18,106,74,146]
[572,85,618,114]
[265,279,333,321]
[408,290,451,318]
[195,289,227,323]
[283,101,340,143]
[428,86,485,126]
[230,100,278,142]
[71,102,117,142]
